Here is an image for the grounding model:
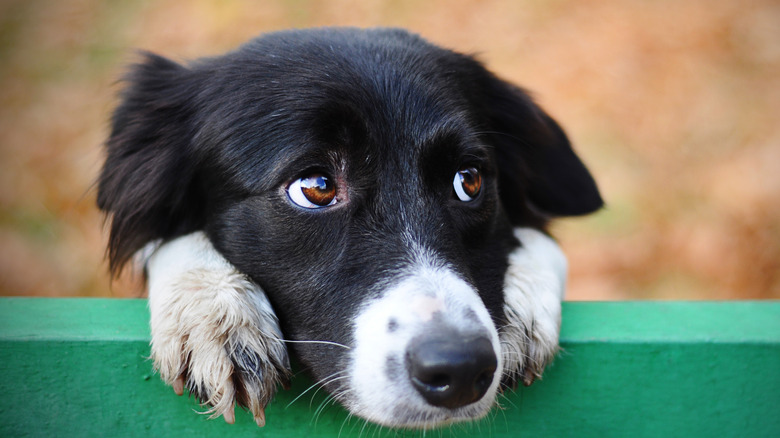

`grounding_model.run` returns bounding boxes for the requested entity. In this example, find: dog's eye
[288,174,337,208]
[453,167,482,202]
